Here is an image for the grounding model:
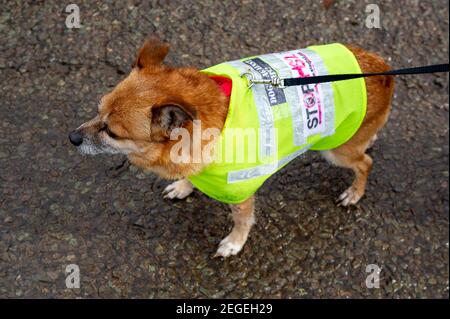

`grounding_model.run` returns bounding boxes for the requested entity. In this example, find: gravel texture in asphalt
[0,0,448,298]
